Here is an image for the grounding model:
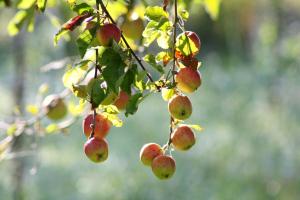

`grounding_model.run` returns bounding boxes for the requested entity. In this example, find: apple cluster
[82,23,134,162]
[139,31,202,180]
